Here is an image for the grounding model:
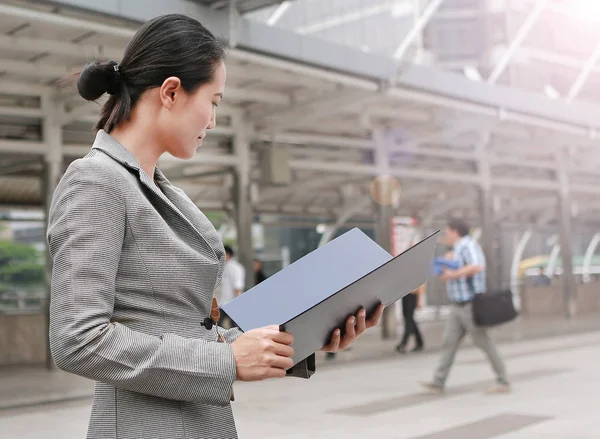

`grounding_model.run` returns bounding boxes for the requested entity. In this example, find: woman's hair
[75,14,226,133]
